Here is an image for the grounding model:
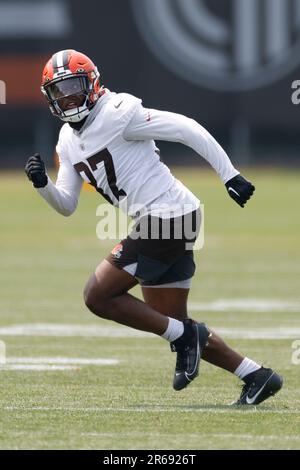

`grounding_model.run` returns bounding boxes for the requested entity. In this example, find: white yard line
[213,327,300,339]
[0,324,152,338]
[188,299,300,313]
[0,357,120,371]
[0,323,299,339]
[6,357,119,365]
[80,432,300,441]
[2,405,300,414]
[0,365,79,371]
